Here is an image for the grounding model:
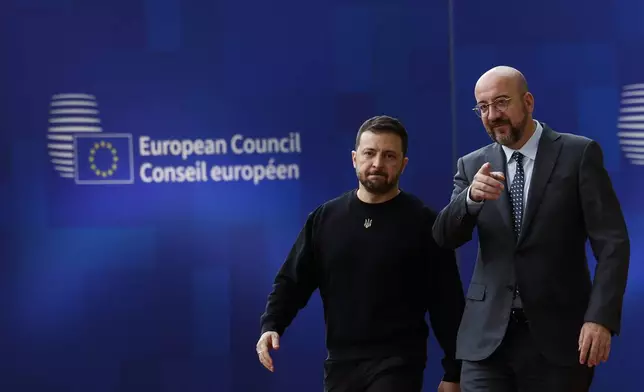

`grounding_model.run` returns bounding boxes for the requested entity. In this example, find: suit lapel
[486,143,513,233]
[517,125,562,245]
